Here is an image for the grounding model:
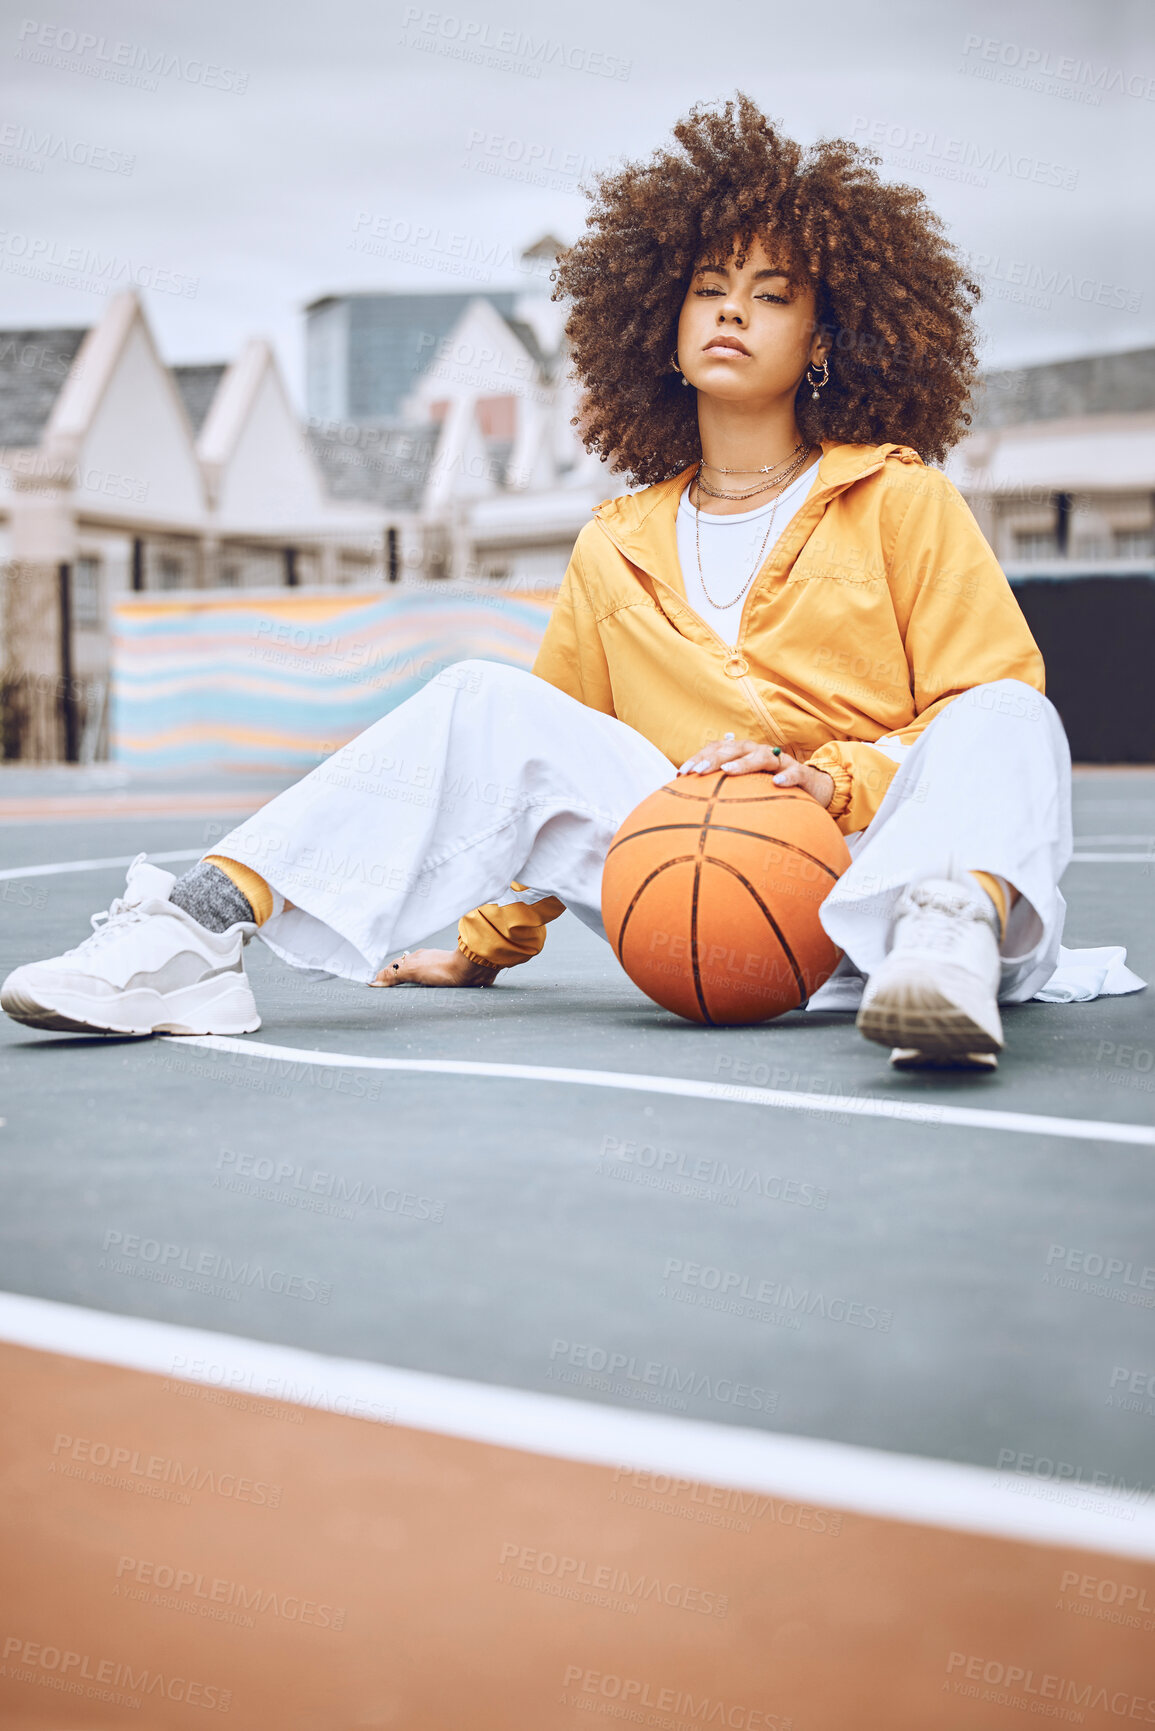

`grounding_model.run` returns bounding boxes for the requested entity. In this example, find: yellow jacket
[457,439,1044,971]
